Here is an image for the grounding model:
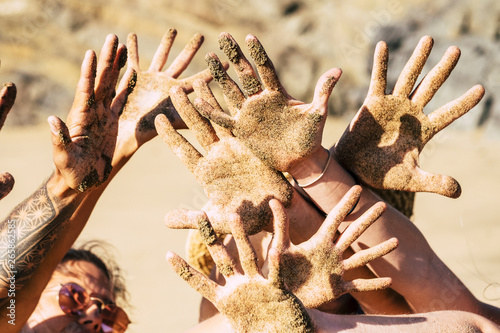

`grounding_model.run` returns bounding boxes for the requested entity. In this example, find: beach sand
[0,119,499,332]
